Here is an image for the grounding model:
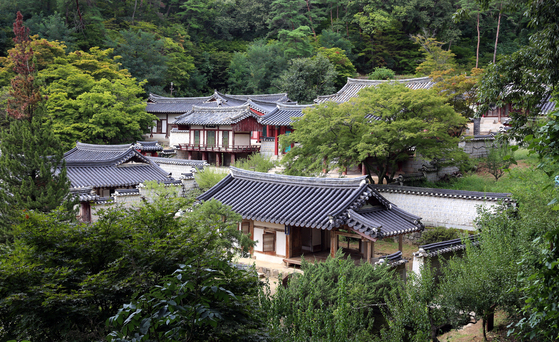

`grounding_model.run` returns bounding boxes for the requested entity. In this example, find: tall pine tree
[0,12,72,235]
